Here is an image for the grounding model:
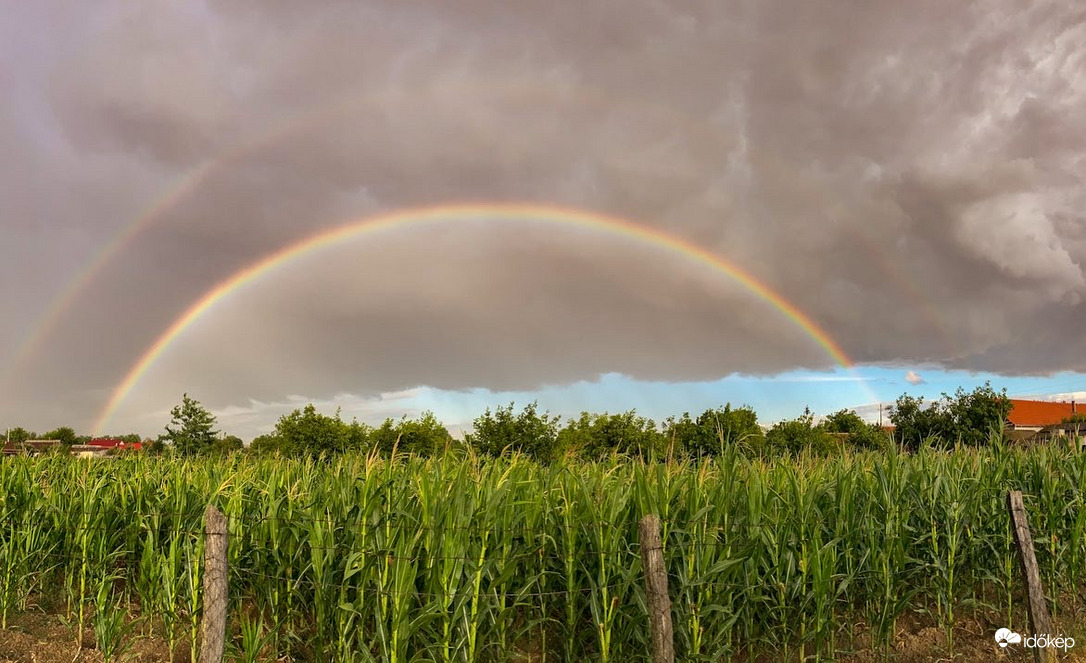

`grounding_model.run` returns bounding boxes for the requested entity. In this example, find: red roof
[88,438,141,450]
[1007,399,1078,427]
